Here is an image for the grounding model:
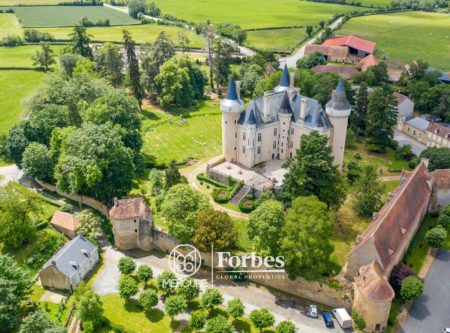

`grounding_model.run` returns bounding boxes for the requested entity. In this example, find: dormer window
[81,249,89,257]
[435,128,441,134]
[70,261,79,269]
